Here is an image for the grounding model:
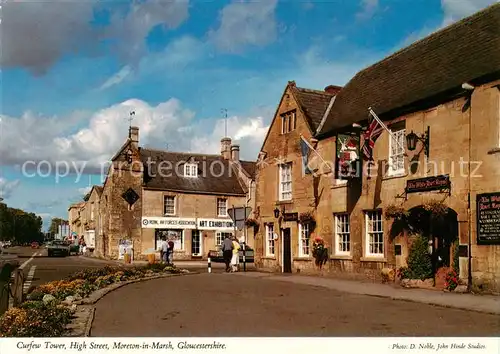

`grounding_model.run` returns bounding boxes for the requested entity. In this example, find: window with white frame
[281,111,296,134]
[216,231,233,246]
[265,224,275,256]
[298,223,311,257]
[334,213,350,255]
[365,210,384,257]
[217,198,227,217]
[388,125,406,175]
[184,163,198,177]
[164,196,176,215]
[279,163,292,201]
